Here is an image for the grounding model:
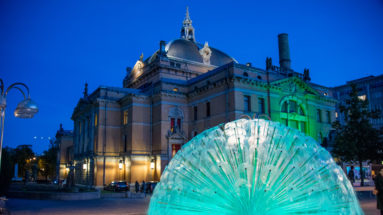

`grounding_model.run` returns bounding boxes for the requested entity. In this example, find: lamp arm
[5,82,29,99]
[0,79,4,95]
